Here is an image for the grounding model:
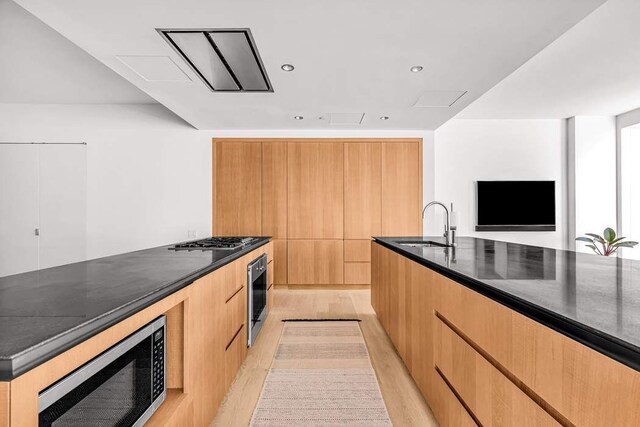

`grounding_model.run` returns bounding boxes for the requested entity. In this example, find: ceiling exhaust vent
[158,28,272,92]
